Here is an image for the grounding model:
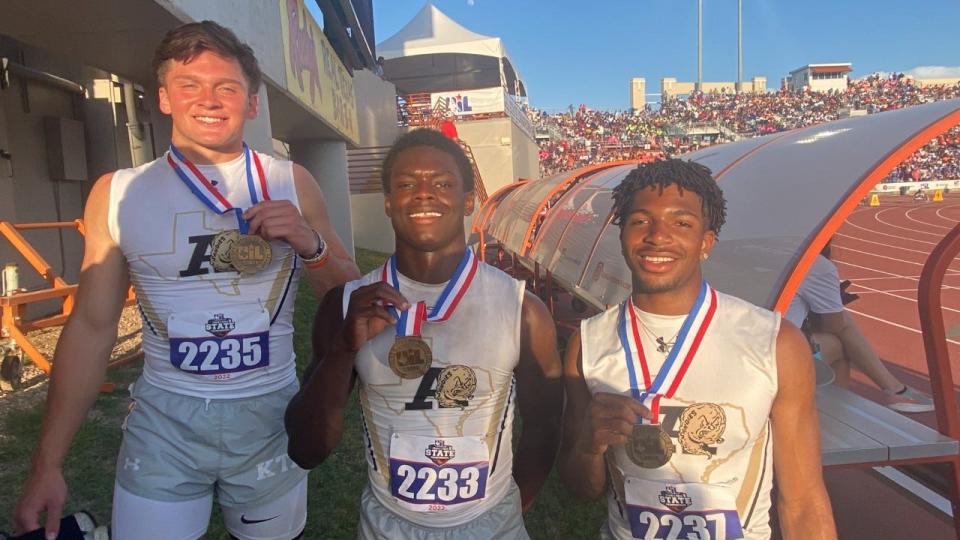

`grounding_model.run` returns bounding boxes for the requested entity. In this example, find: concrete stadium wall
[456,117,514,195]
[351,194,394,254]
[511,121,539,181]
[350,69,399,254]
